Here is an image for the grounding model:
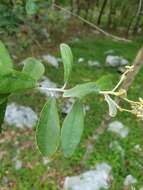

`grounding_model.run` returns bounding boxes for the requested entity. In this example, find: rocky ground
[0,35,143,190]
